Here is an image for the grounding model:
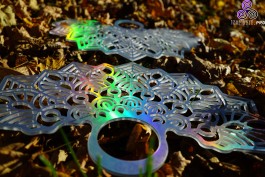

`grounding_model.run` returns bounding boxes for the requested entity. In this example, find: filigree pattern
[50,19,200,61]
[0,62,264,176]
